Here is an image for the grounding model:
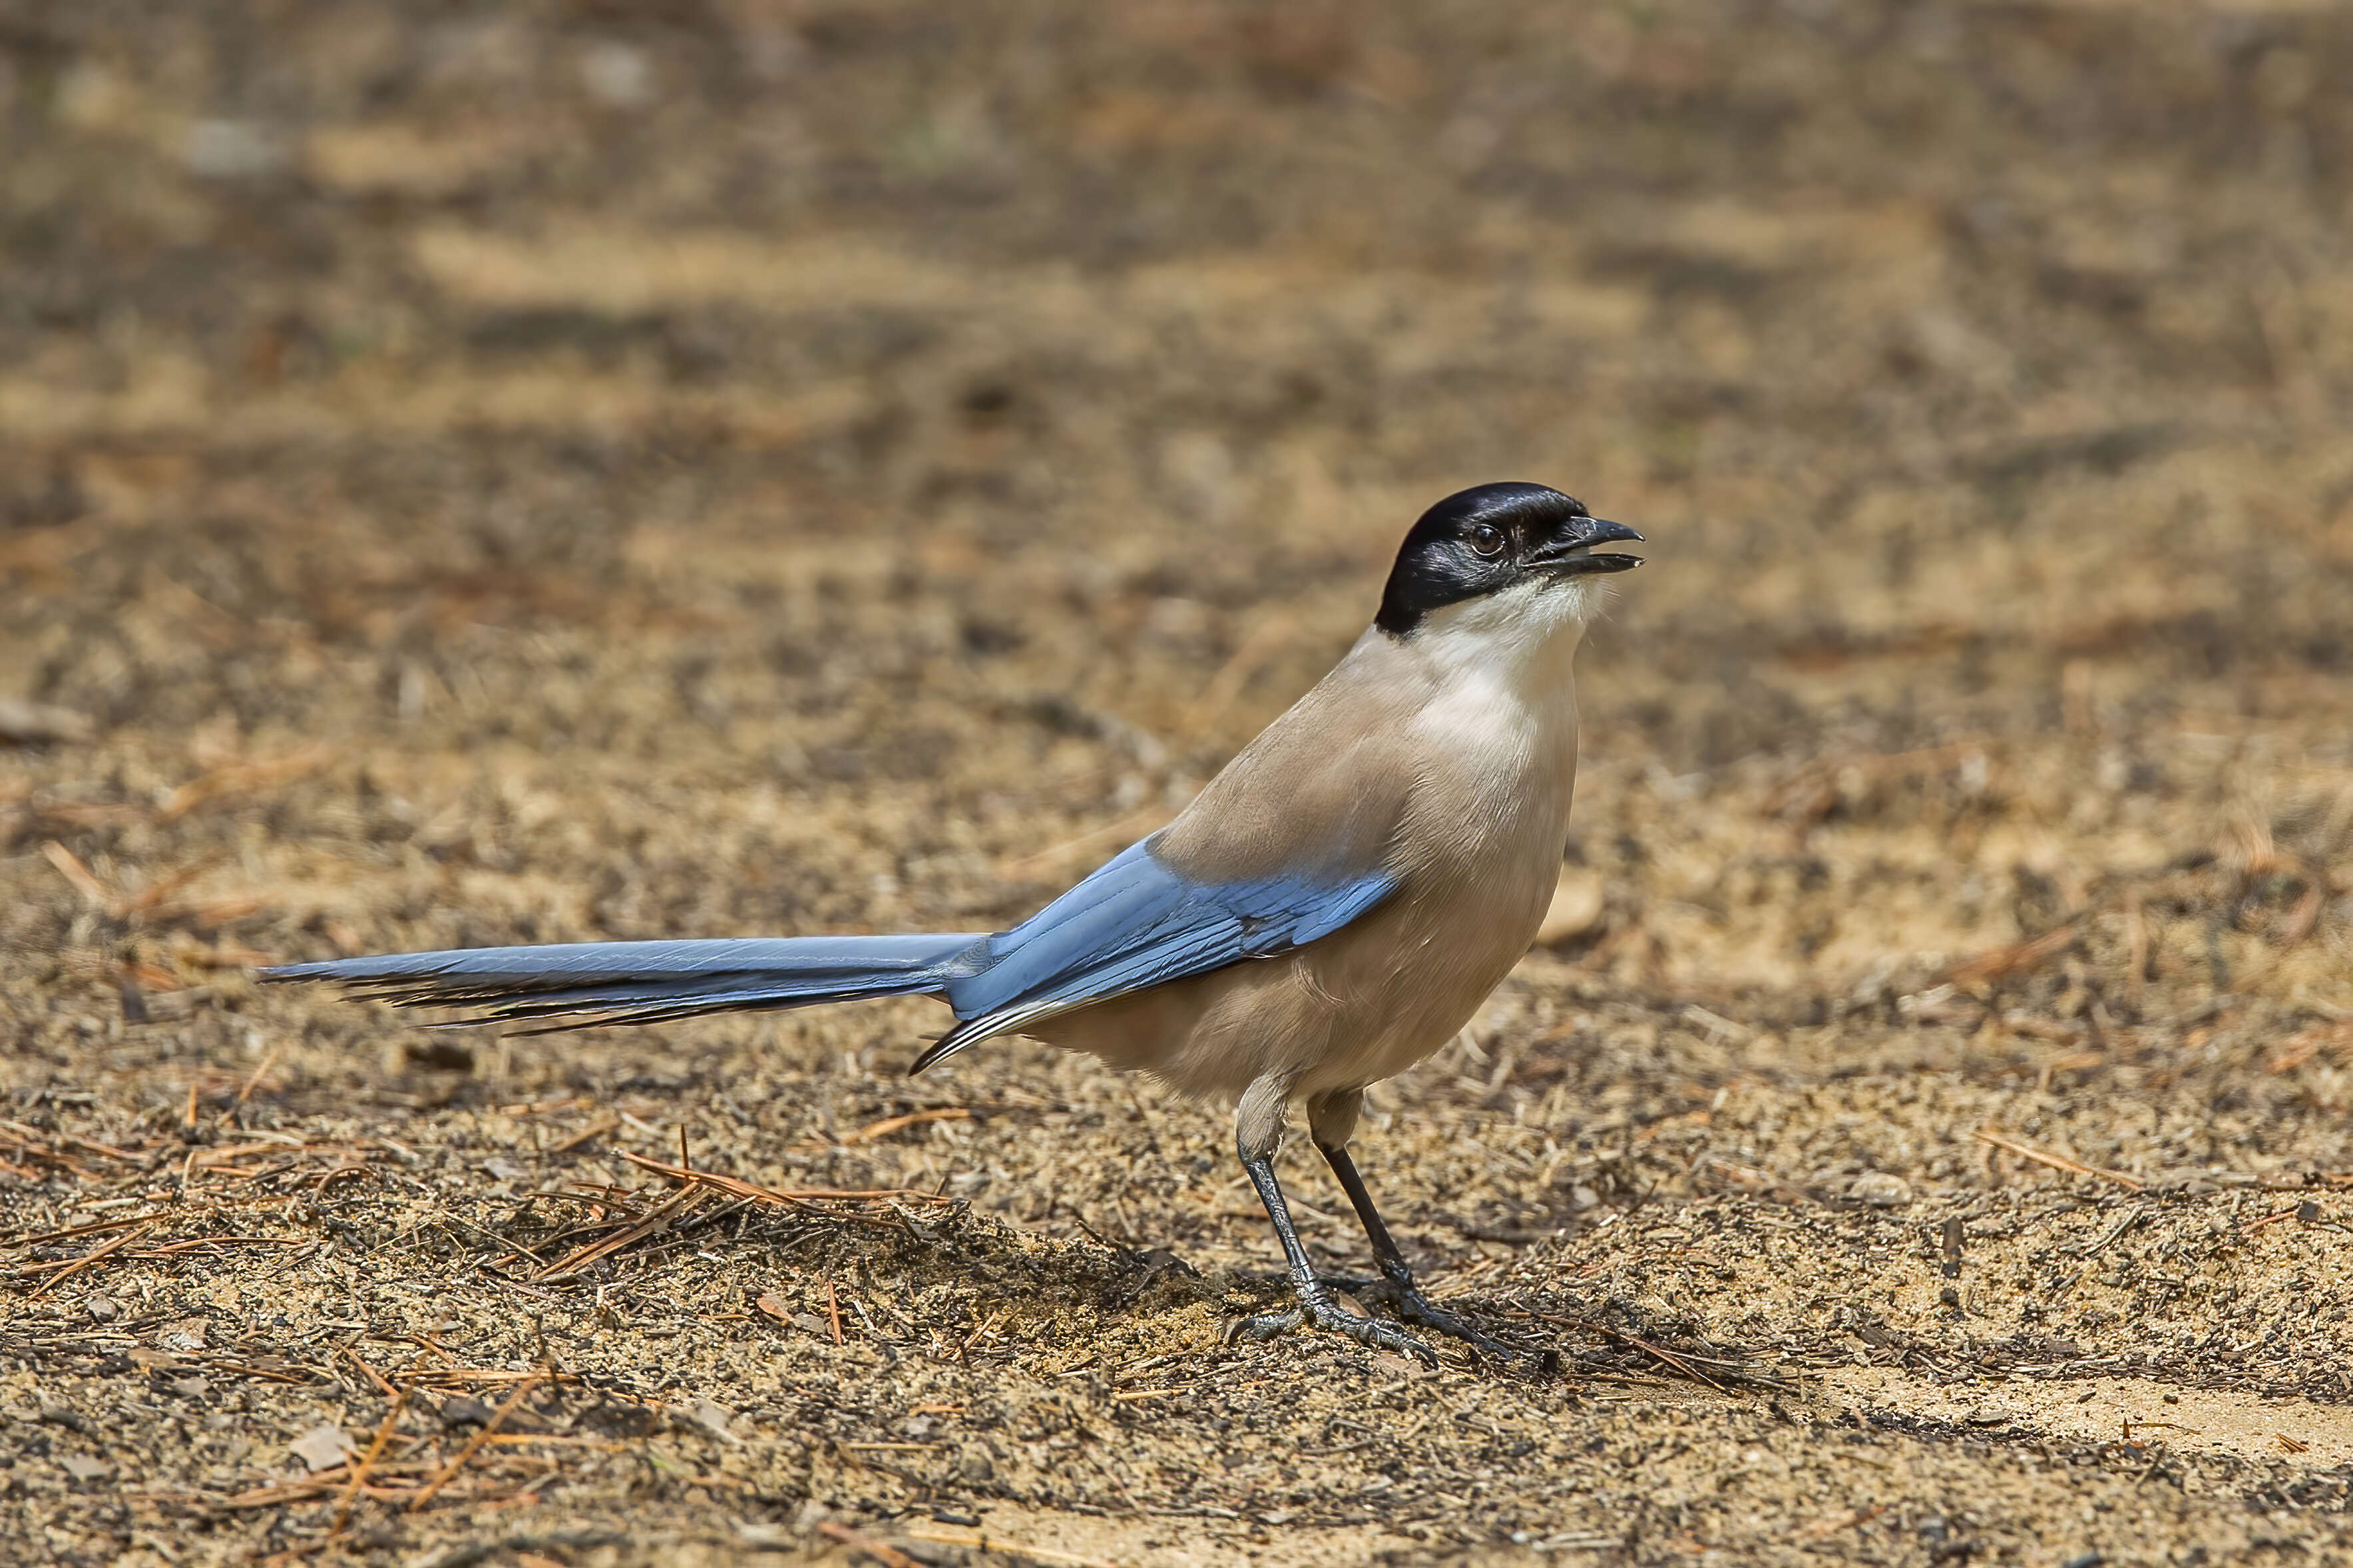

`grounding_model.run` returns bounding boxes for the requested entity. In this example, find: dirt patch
[1824,1369,2353,1473]
[7,2,2353,1565]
